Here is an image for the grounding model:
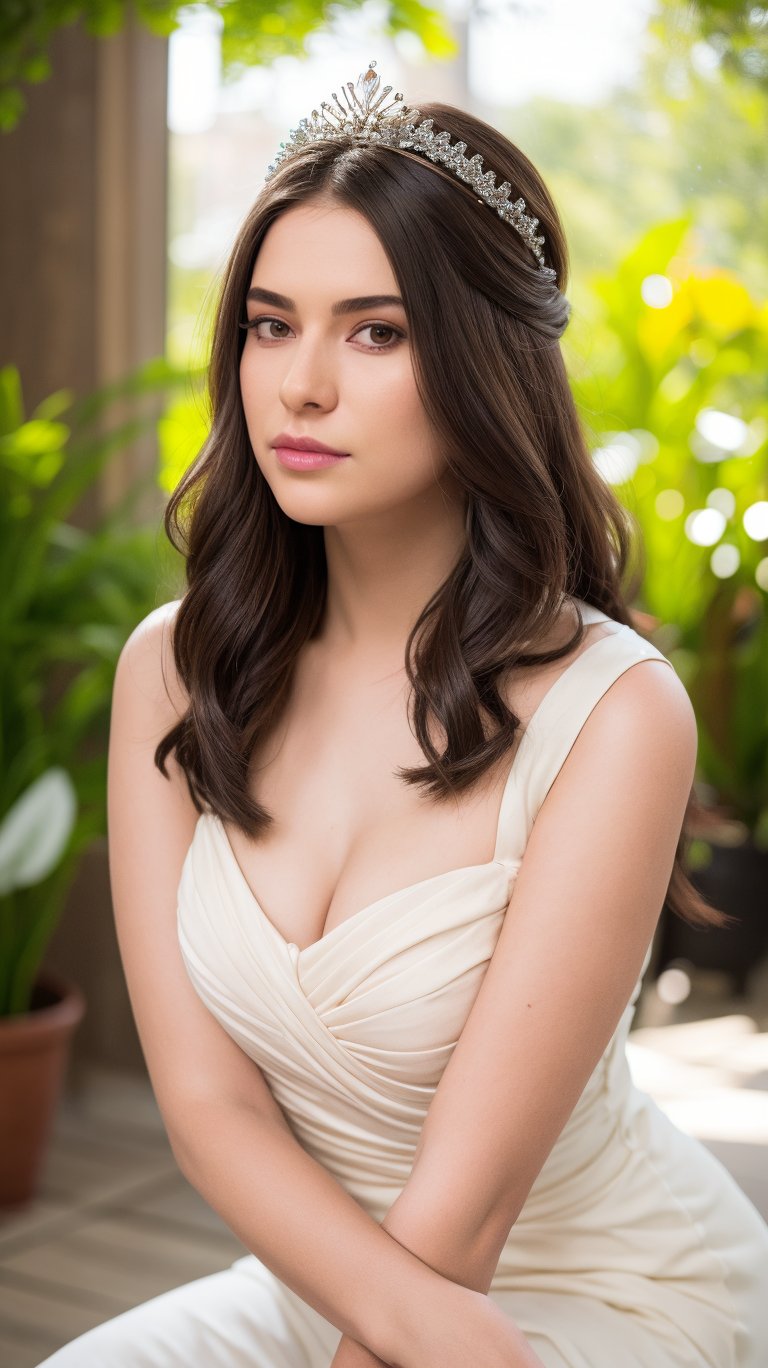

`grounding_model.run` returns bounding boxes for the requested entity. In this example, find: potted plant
[0,769,85,1205]
[569,219,768,995]
[0,360,188,1205]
